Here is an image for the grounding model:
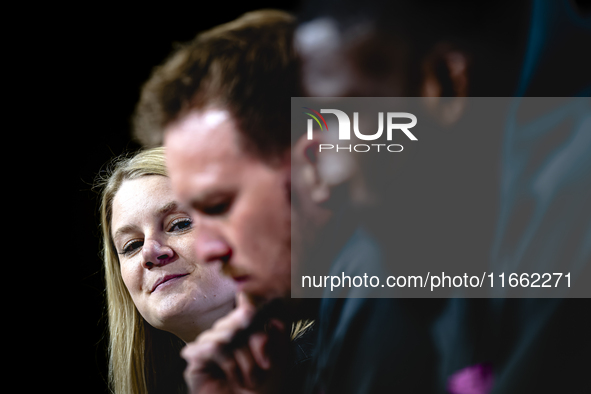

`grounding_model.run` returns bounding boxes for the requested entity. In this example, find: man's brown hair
[132,10,302,161]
